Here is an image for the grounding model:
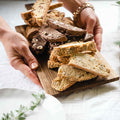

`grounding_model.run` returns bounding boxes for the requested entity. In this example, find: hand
[77,8,103,51]
[1,30,41,86]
